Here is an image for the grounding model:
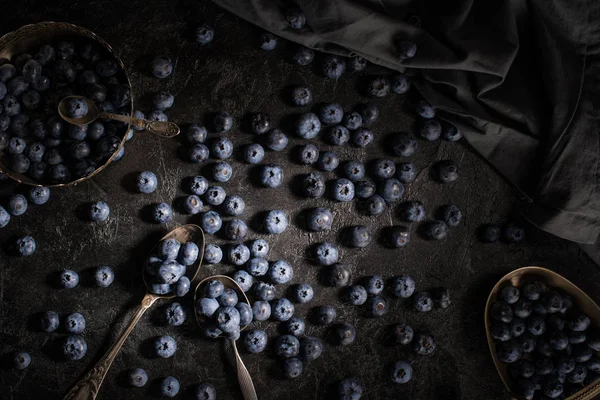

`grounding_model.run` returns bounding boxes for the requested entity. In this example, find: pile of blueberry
[38,310,88,361]
[490,281,600,399]
[0,39,132,184]
[145,238,196,296]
